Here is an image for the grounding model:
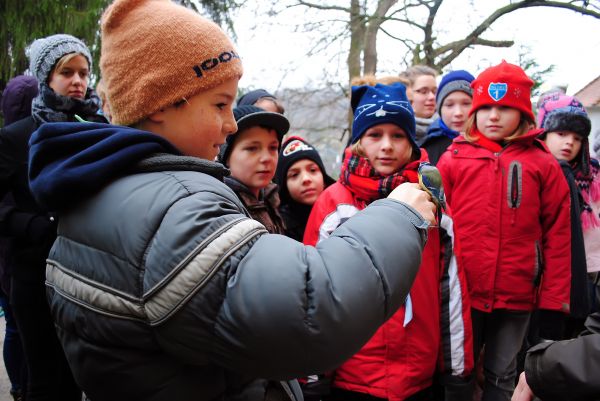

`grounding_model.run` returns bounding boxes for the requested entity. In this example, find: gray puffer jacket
[29,123,428,401]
